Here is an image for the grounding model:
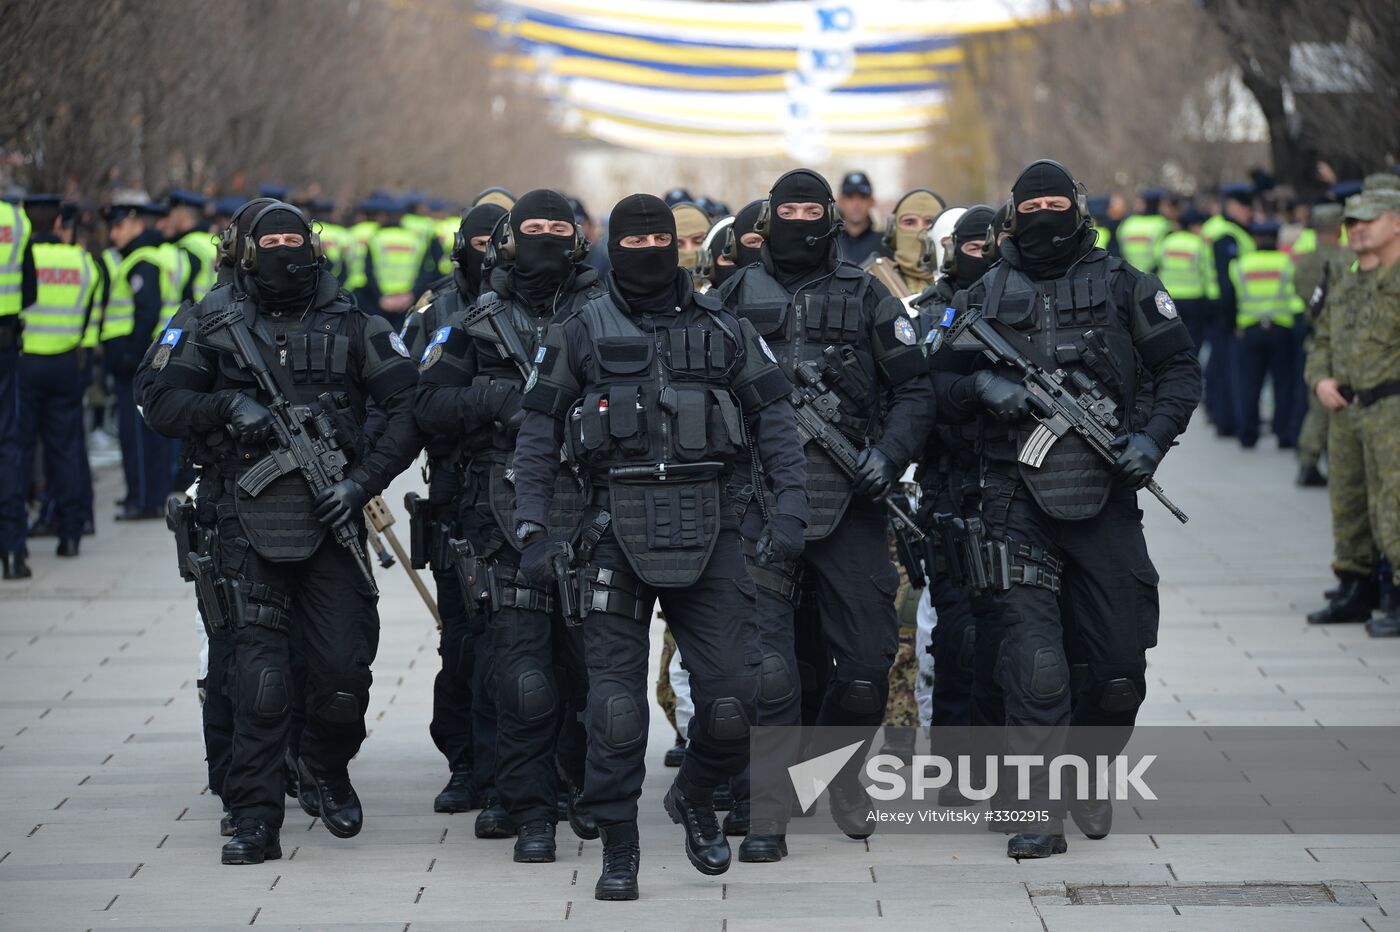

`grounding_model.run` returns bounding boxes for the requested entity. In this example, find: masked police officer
[511,193,808,900]
[415,189,606,859]
[717,169,933,855]
[930,160,1200,858]
[401,201,508,816]
[145,201,423,865]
